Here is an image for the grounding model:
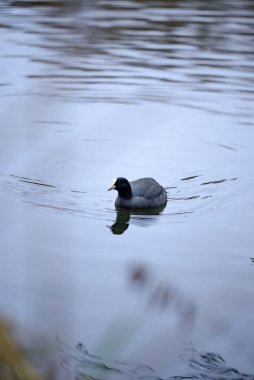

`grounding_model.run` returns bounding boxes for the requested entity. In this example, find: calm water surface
[0,1,254,379]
